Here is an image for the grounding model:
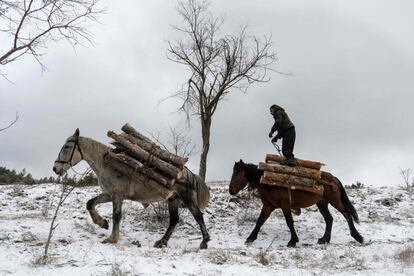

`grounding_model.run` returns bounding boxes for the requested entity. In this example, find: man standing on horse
[268,104,297,166]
